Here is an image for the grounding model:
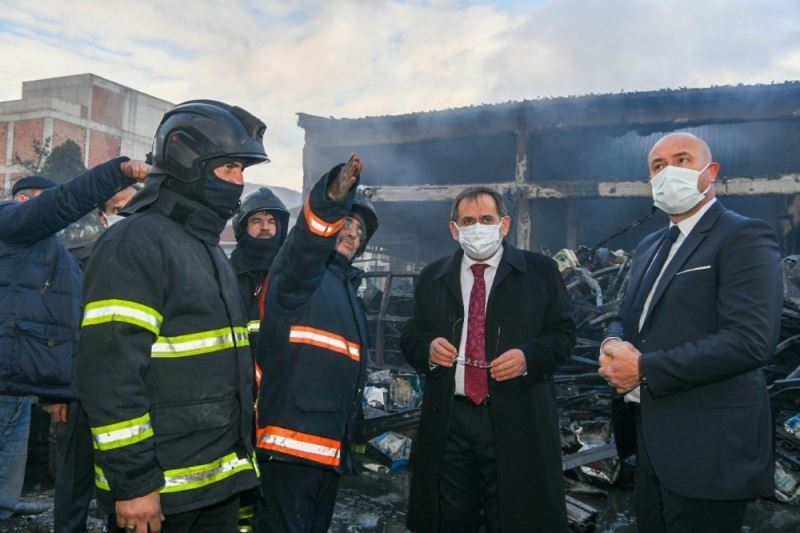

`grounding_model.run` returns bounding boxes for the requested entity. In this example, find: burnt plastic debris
[363,385,388,409]
[366,431,412,471]
[362,368,422,413]
[357,368,422,445]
